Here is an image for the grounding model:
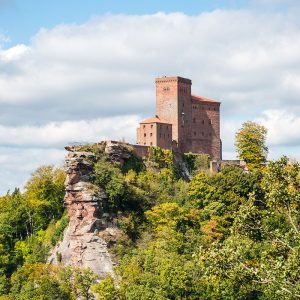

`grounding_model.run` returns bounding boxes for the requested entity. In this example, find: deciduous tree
[235,121,268,170]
